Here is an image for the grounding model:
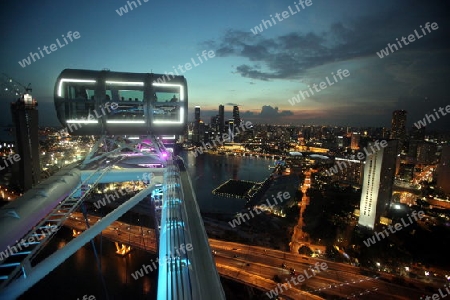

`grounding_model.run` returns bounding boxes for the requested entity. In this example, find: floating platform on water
[212,179,260,199]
